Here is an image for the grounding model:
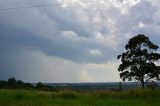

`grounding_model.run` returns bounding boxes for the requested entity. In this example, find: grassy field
[0,88,160,106]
